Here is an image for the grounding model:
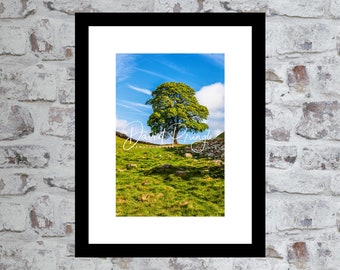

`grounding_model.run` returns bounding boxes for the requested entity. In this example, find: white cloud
[196,82,224,115]
[196,82,224,138]
[116,119,129,132]
[128,84,152,95]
